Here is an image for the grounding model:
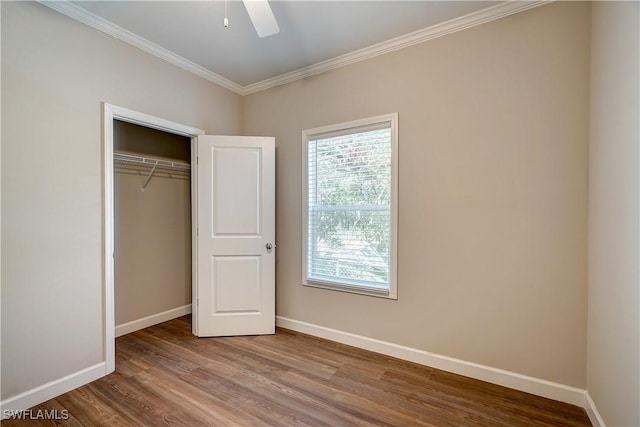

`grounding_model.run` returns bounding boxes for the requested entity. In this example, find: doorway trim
[103,103,204,373]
